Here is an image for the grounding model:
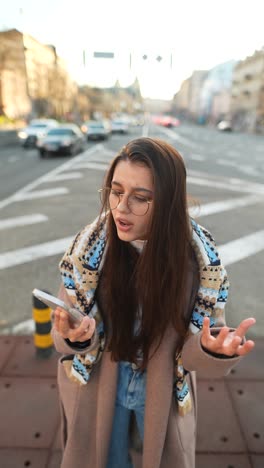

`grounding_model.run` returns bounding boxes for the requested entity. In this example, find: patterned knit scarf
[59,215,229,416]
